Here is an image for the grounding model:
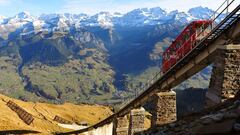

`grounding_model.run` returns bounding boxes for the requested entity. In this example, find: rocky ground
[142,98,240,135]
